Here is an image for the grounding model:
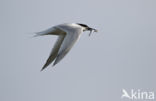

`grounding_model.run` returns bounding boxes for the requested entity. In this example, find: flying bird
[35,23,97,71]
